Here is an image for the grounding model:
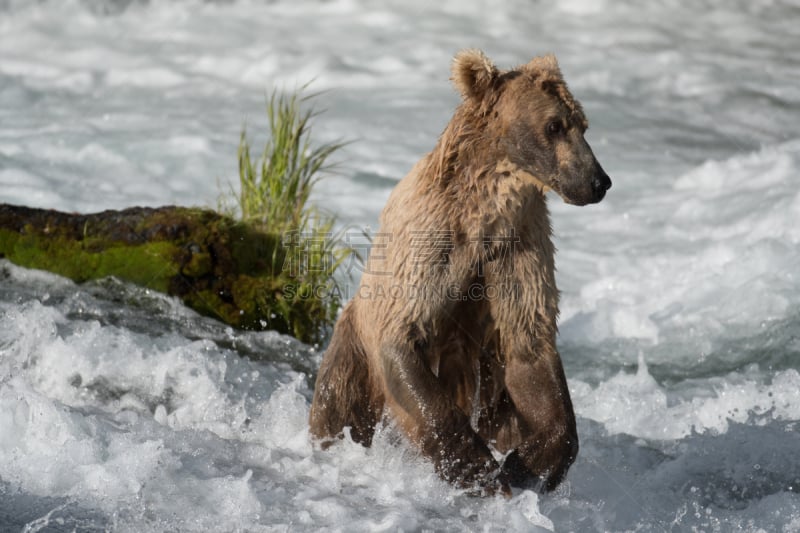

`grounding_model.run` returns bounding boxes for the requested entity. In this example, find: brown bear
[309,49,611,496]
